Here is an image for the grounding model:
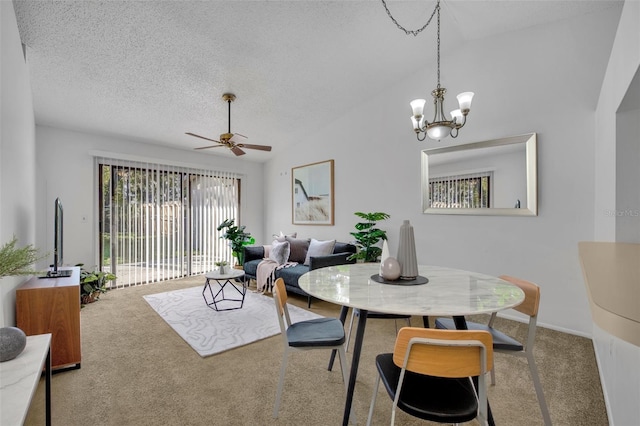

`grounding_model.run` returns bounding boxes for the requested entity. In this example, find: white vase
[219,265,227,275]
[379,240,390,275]
[396,220,418,280]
